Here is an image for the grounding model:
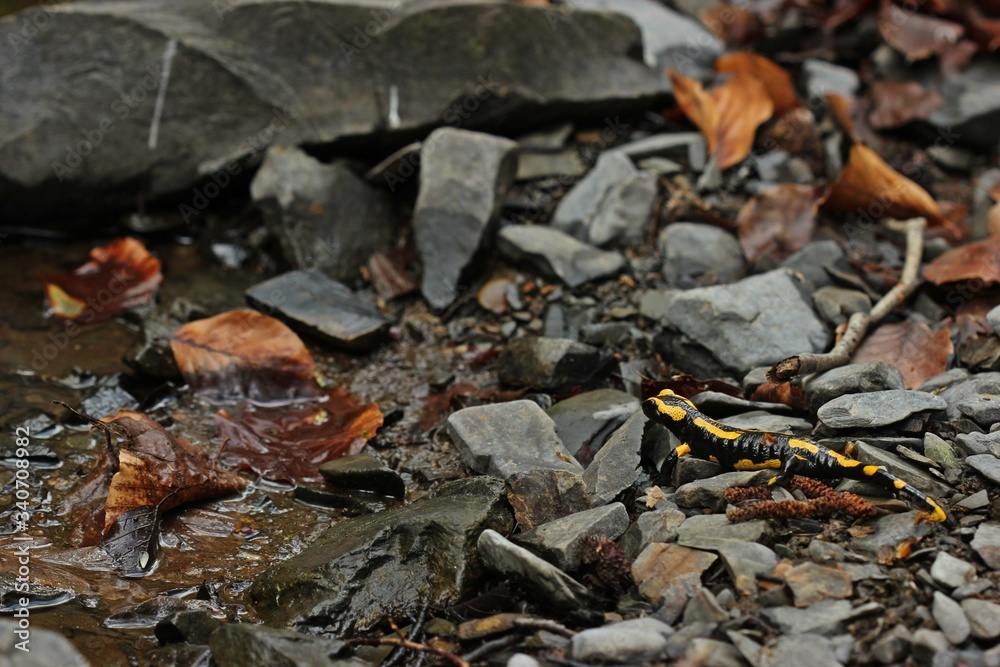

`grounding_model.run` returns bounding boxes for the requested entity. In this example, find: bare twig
[511,617,576,638]
[767,217,926,383]
[348,631,469,667]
